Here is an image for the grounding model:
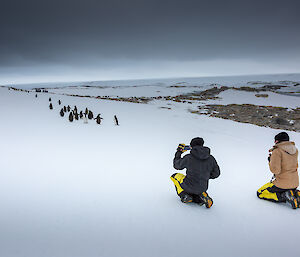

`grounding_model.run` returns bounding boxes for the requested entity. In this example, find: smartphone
[184,145,191,151]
